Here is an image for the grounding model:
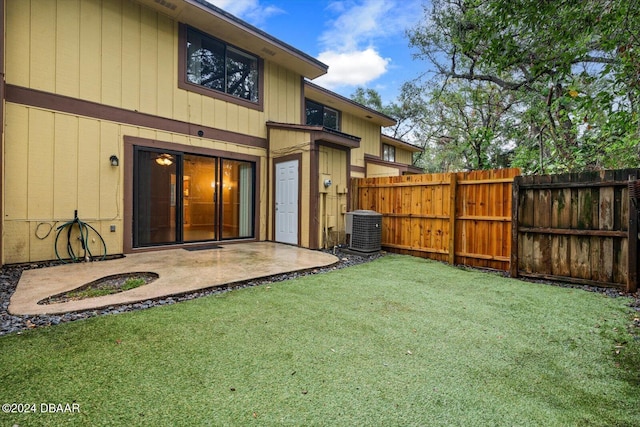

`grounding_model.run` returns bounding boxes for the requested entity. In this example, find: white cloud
[313,48,390,89]
[313,0,421,91]
[320,0,395,52]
